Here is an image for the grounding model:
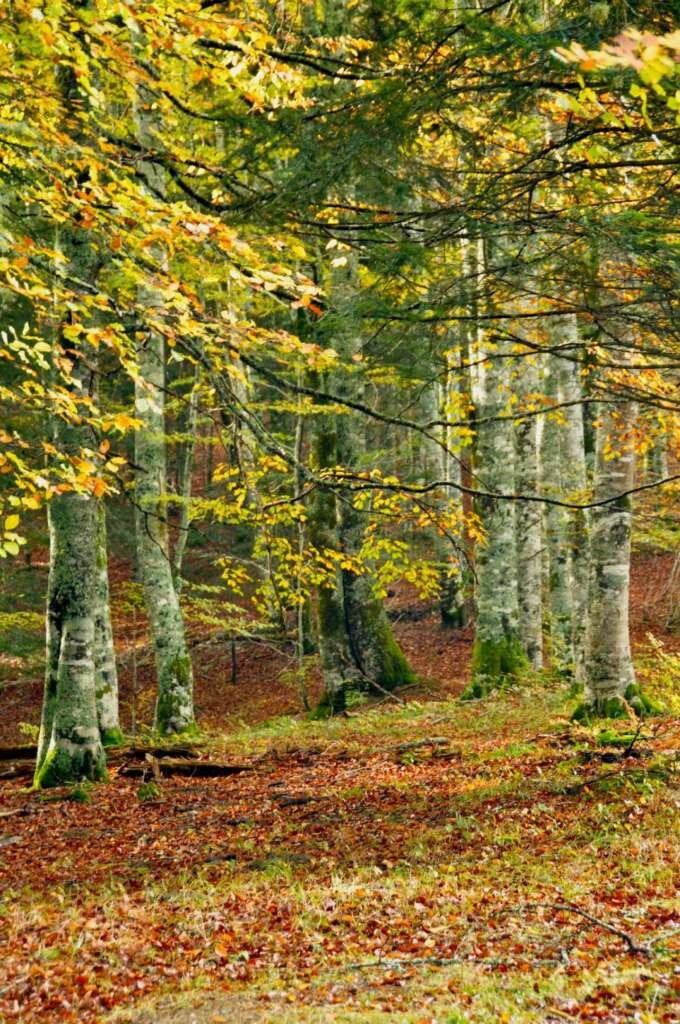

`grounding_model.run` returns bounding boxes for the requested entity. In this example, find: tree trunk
[35,31,110,785]
[308,395,364,714]
[576,343,654,719]
[515,354,543,669]
[135,334,195,734]
[133,46,194,734]
[541,353,573,674]
[336,413,417,693]
[95,504,122,745]
[556,317,589,687]
[465,240,526,697]
[172,365,200,594]
[435,371,466,629]
[35,364,107,787]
